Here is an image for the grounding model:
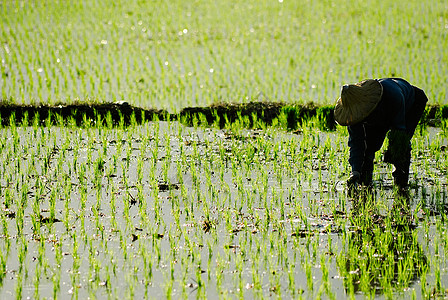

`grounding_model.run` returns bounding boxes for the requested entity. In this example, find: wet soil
[0,122,446,299]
